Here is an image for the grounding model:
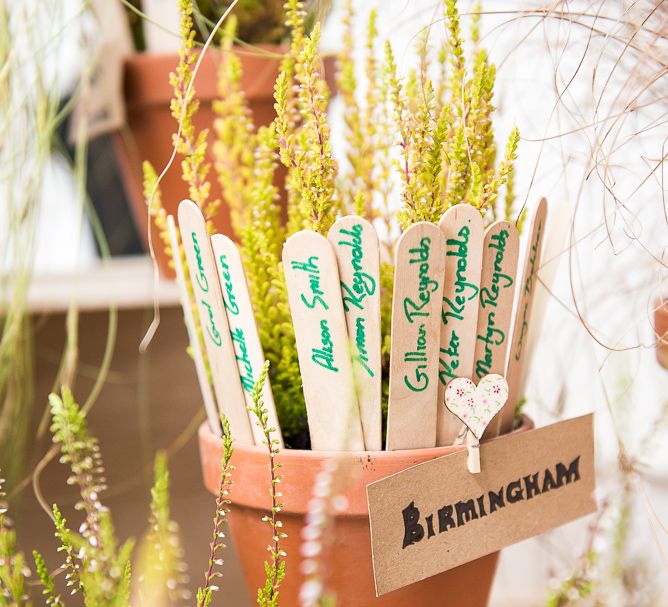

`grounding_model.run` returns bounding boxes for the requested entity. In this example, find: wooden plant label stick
[328,216,382,451]
[386,222,446,450]
[177,199,254,444]
[282,230,365,451]
[211,234,284,448]
[473,220,519,439]
[500,198,548,435]
[167,215,221,437]
[436,204,484,446]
